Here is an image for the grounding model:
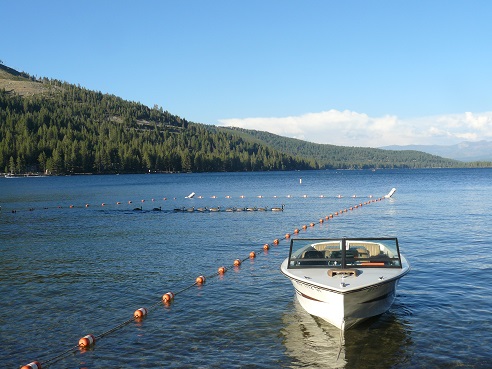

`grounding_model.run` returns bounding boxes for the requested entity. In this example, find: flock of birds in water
[3,190,380,214]
[133,204,285,212]
[131,191,287,212]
